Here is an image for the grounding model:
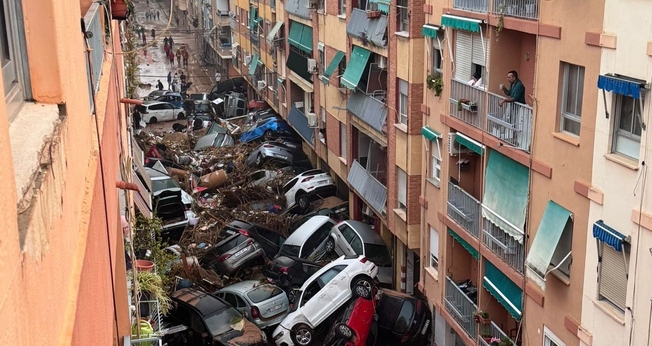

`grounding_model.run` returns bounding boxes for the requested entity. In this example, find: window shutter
[397,169,407,205]
[455,31,472,81]
[472,33,488,67]
[599,244,629,310]
[430,227,439,259]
